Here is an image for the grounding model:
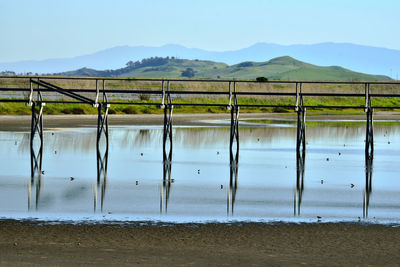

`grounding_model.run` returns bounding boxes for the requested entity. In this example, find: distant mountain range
[57,56,390,81]
[1,42,399,78]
